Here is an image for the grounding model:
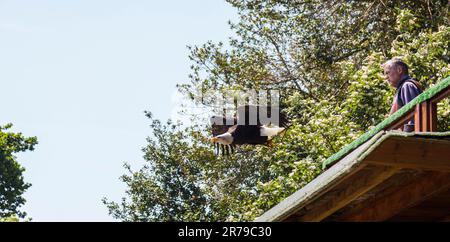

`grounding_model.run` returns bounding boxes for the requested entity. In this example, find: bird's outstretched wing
[210,115,236,136]
[236,105,289,127]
